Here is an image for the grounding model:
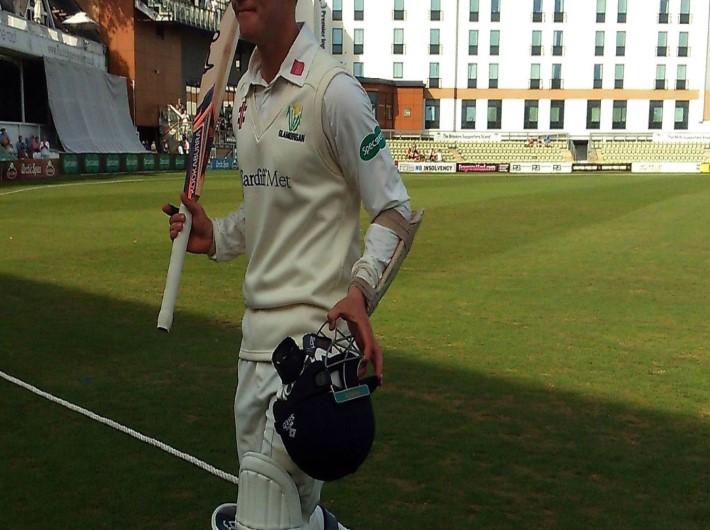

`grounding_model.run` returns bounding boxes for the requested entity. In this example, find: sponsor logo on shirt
[278,103,305,143]
[237,98,247,130]
[242,167,292,189]
[360,126,386,161]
